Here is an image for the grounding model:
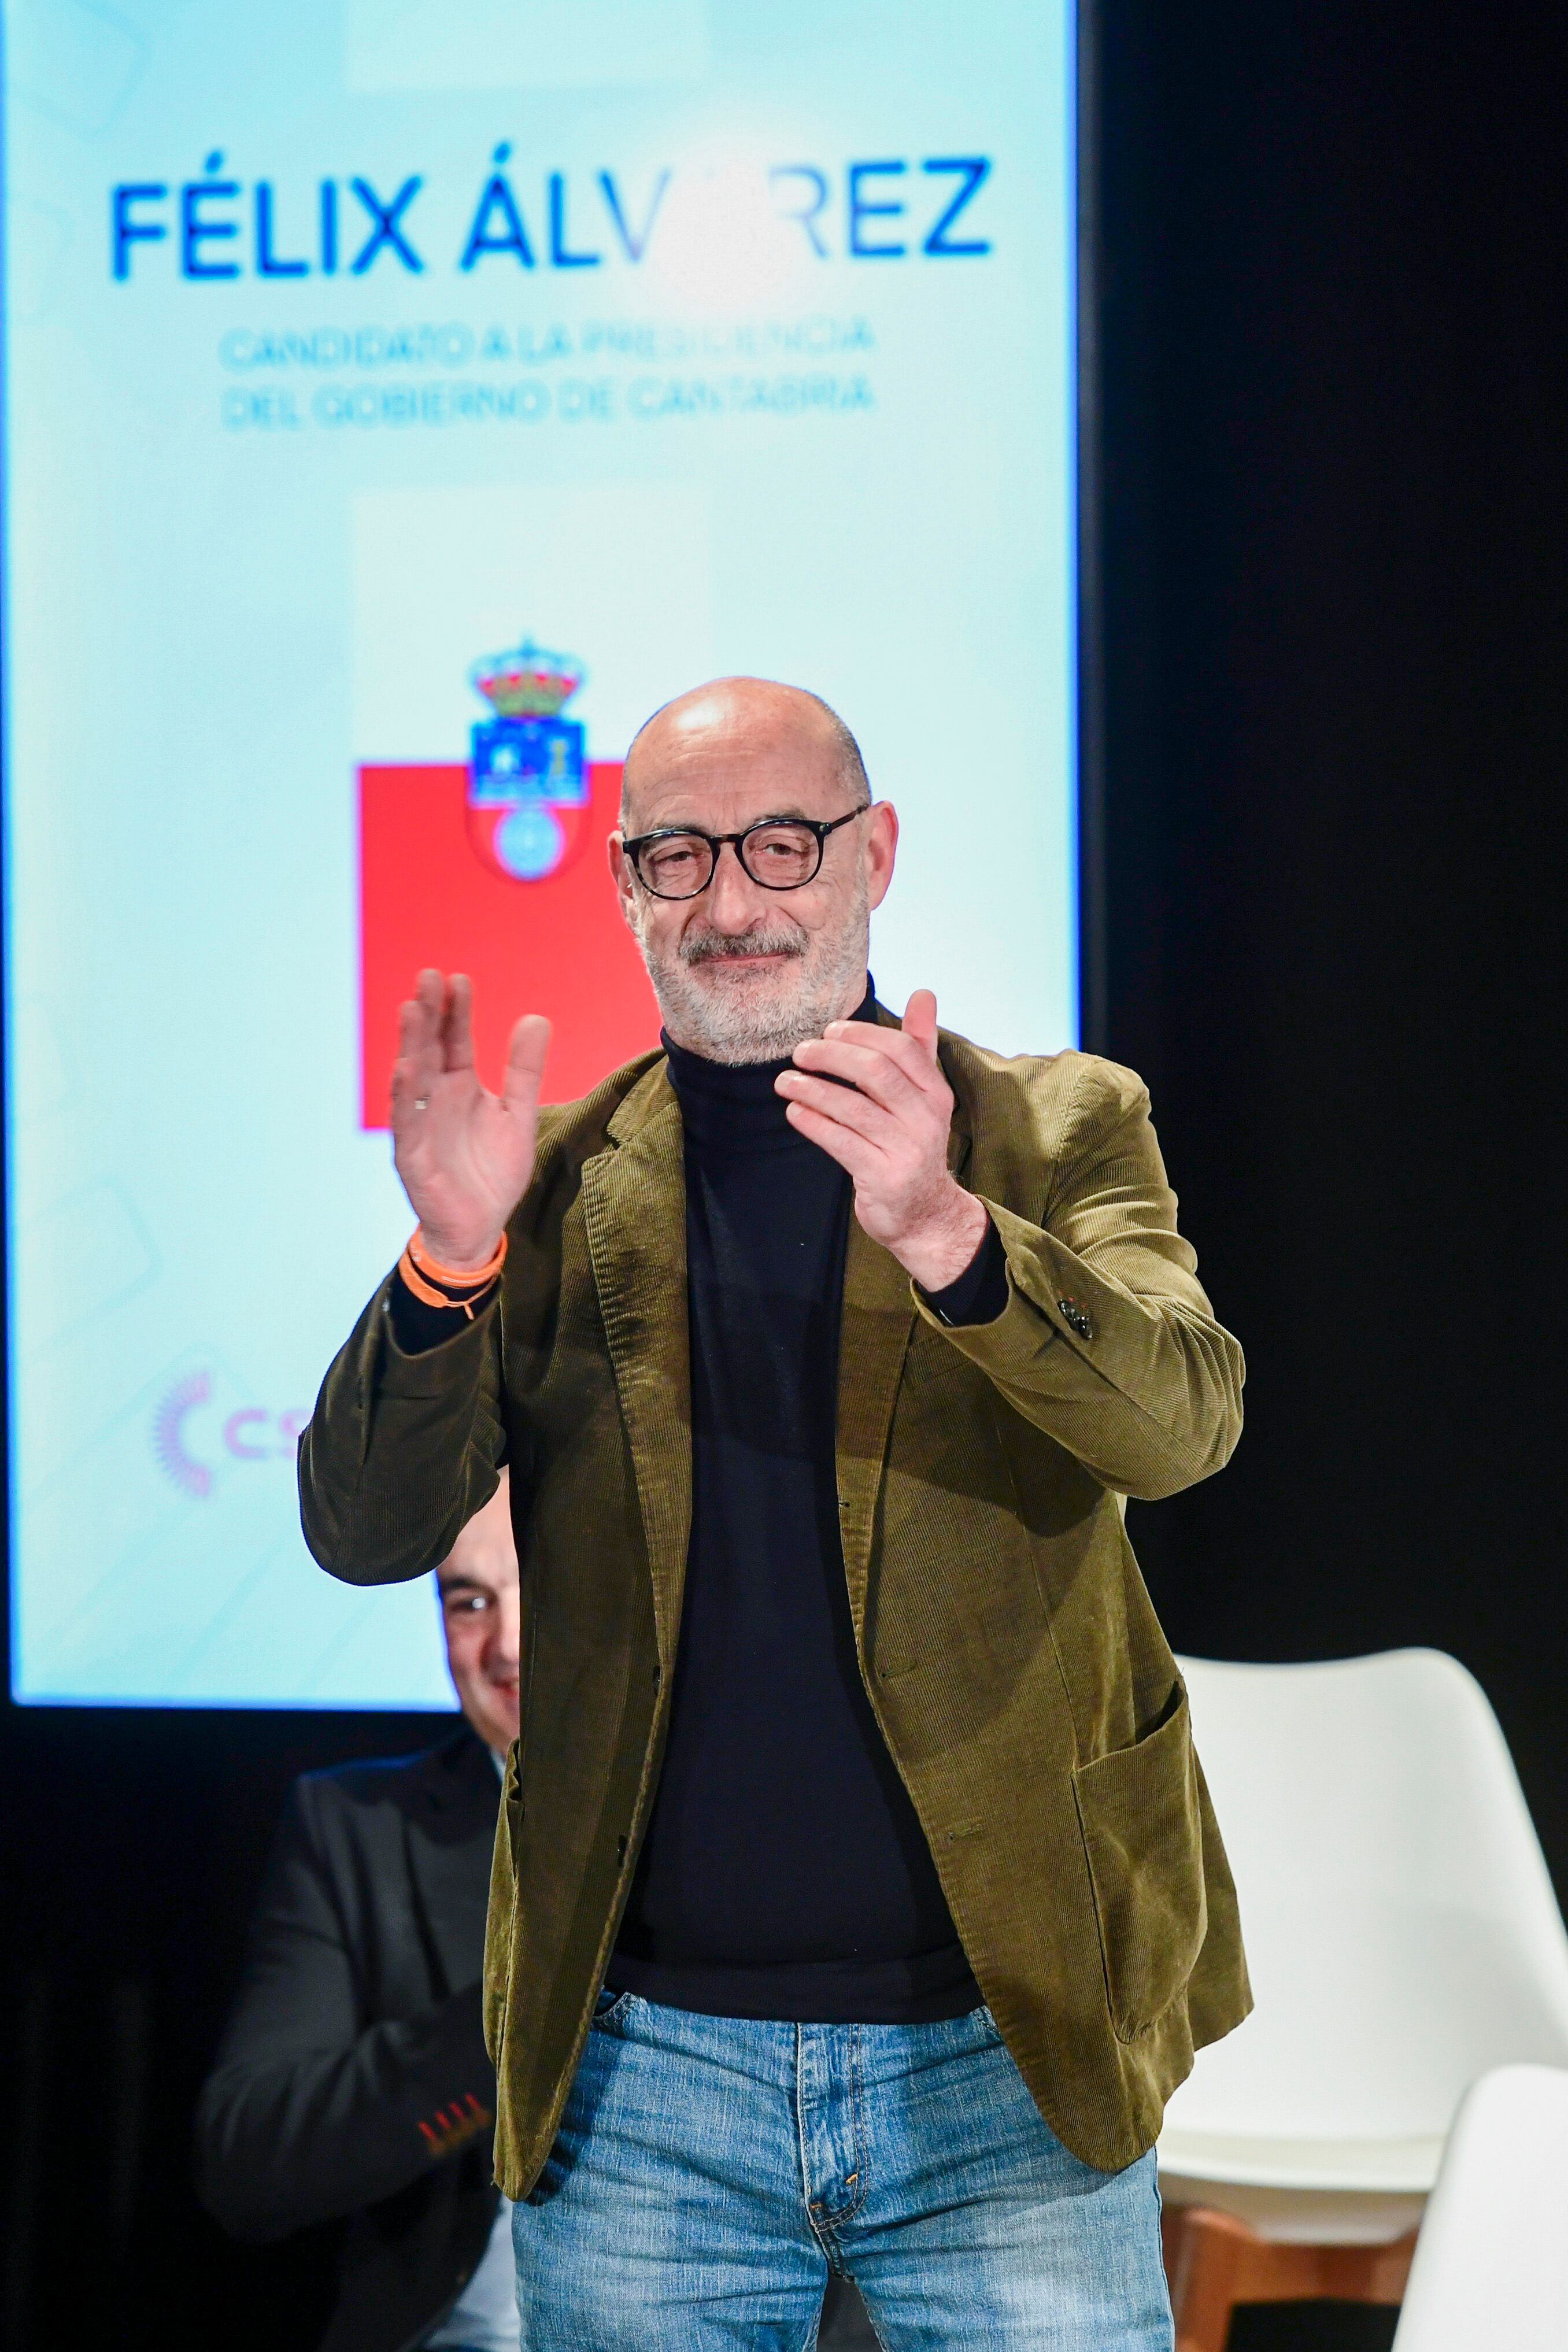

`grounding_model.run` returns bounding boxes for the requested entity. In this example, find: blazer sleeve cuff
[375,1277,498,1399]
[911,1199,1075,1369]
[916,1216,1009,1327]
